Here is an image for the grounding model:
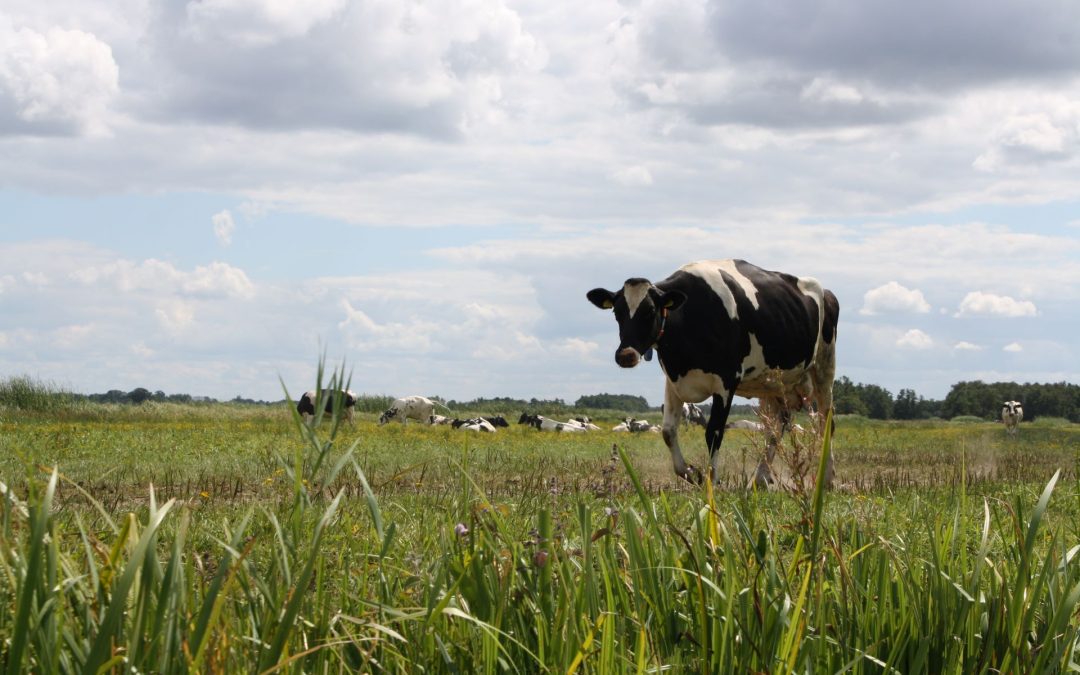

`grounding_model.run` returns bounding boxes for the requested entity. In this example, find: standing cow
[296,389,357,423]
[588,259,839,487]
[379,396,436,425]
[1001,400,1023,435]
